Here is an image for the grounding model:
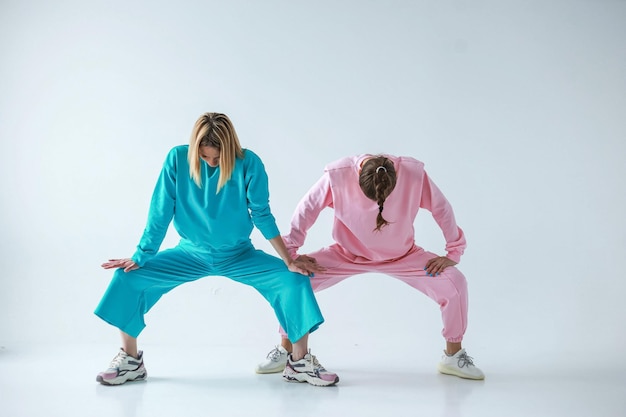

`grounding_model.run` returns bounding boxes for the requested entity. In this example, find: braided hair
[358,156,397,231]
